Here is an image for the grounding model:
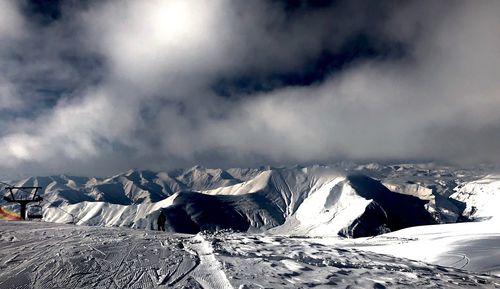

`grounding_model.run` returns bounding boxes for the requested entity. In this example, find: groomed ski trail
[185,234,234,289]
